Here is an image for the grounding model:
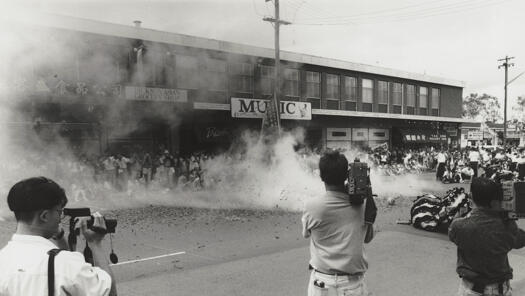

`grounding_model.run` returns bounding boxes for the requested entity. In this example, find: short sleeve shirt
[302,190,368,275]
[0,234,112,296]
